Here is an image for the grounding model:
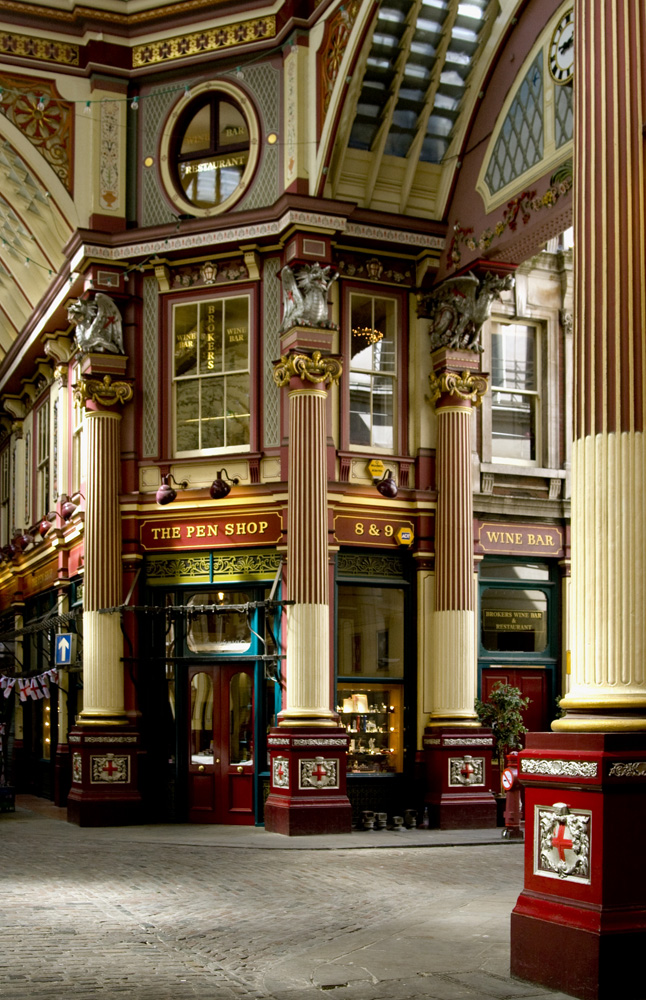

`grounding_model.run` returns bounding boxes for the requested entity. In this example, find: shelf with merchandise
[337,680,403,773]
